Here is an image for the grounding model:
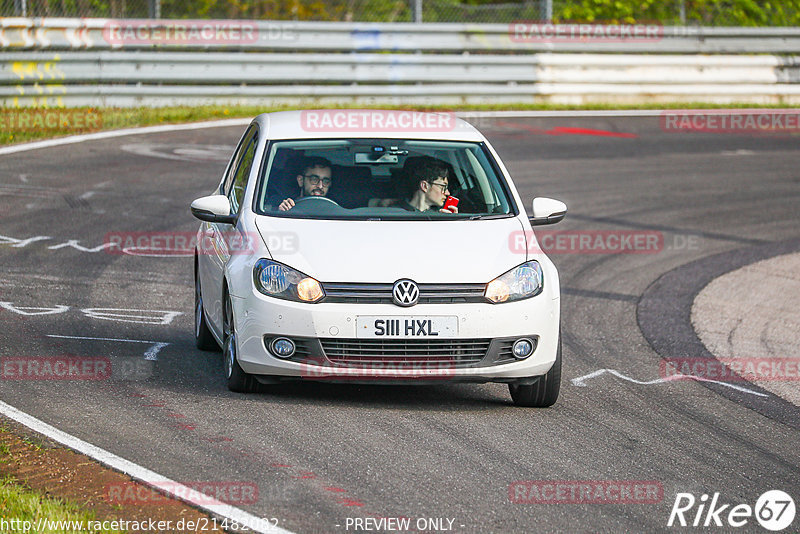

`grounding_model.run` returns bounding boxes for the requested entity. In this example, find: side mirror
[529,197,567,226]
[190,195,237,225]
